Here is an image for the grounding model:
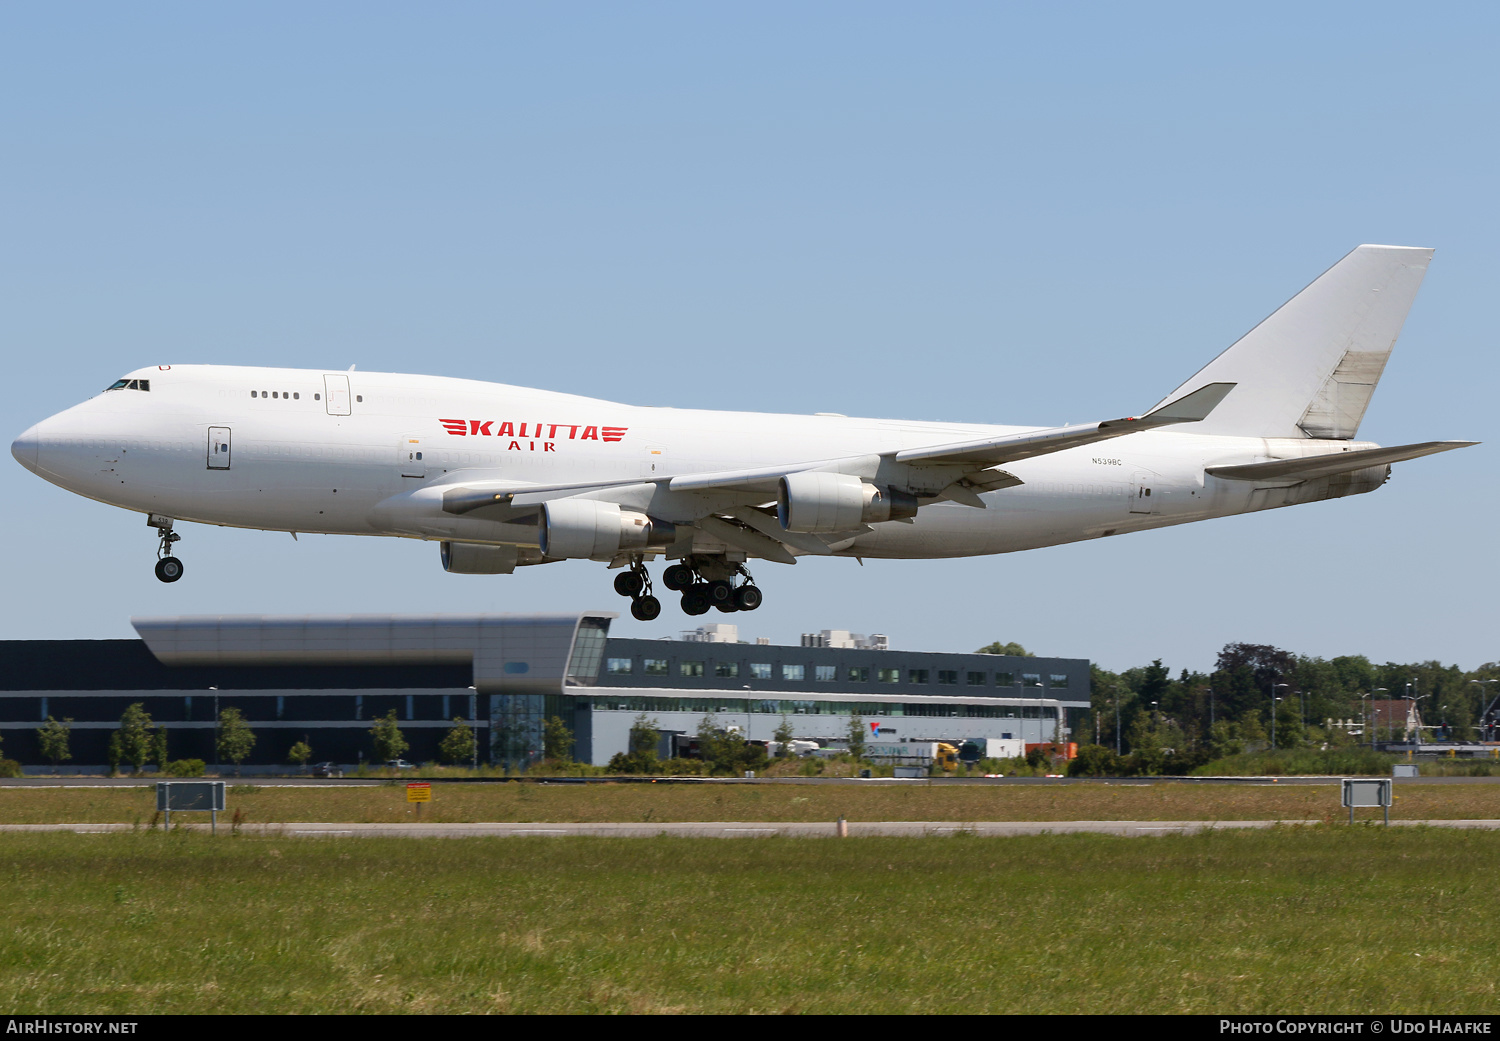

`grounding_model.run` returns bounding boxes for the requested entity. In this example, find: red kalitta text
[439,419,627,442]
